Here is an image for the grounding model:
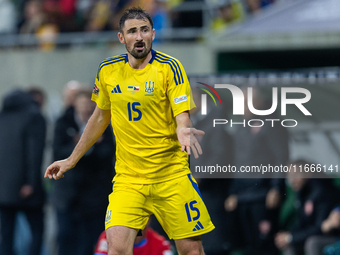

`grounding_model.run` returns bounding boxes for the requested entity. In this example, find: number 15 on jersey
[127,102,142,121]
